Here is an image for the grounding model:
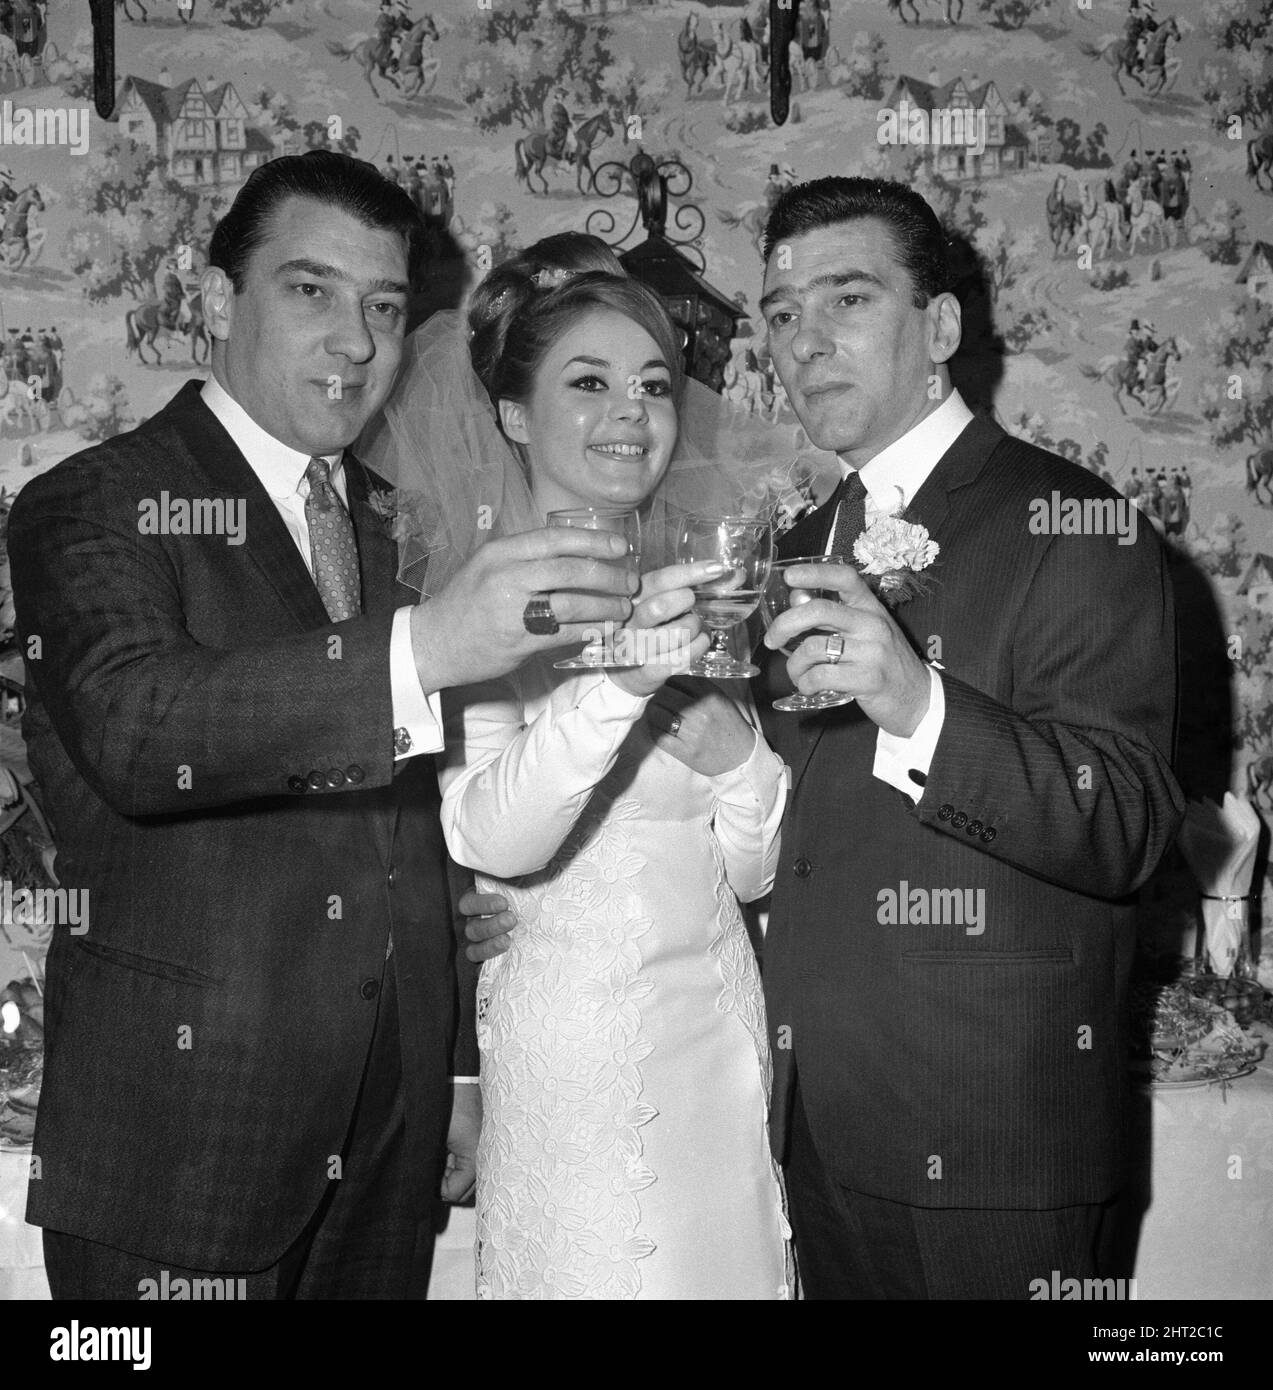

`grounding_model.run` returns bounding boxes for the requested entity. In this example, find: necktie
[304,456,361,622]
[827,468,868,561]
